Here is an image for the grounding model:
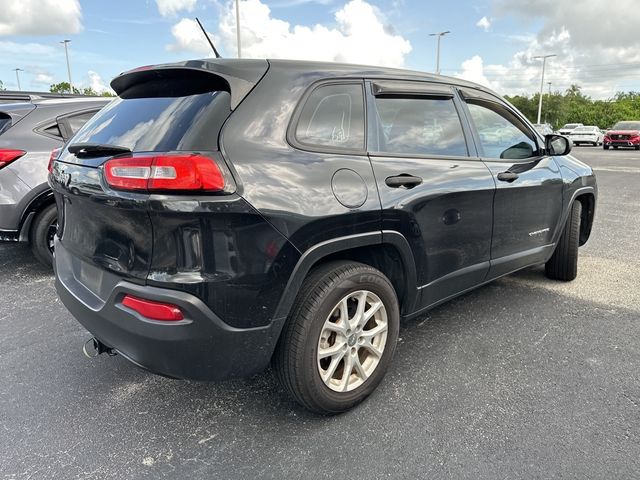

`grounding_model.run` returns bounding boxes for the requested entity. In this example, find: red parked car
[603,121,640,150]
